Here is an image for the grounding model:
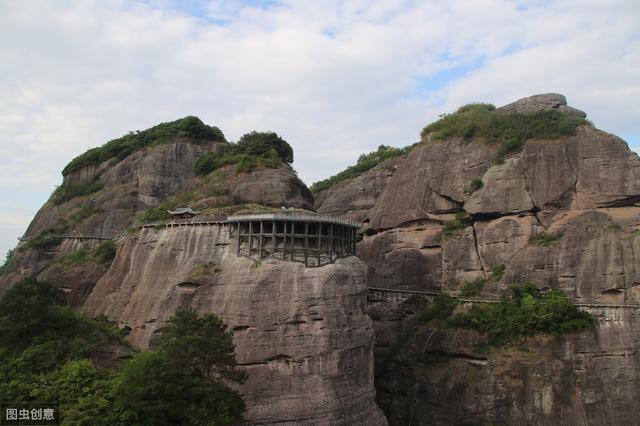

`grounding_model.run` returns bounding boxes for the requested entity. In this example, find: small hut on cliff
[167,207,198,220]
